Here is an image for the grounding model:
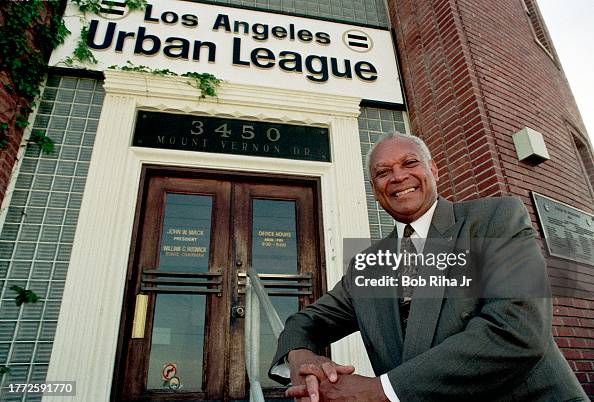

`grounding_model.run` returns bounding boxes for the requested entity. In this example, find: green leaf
[10,285,40,306]
[70,24,98,65]
[29,130,55,154]
[72,0,102,14]
[15,115,30,128]
[127,0,148,11]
